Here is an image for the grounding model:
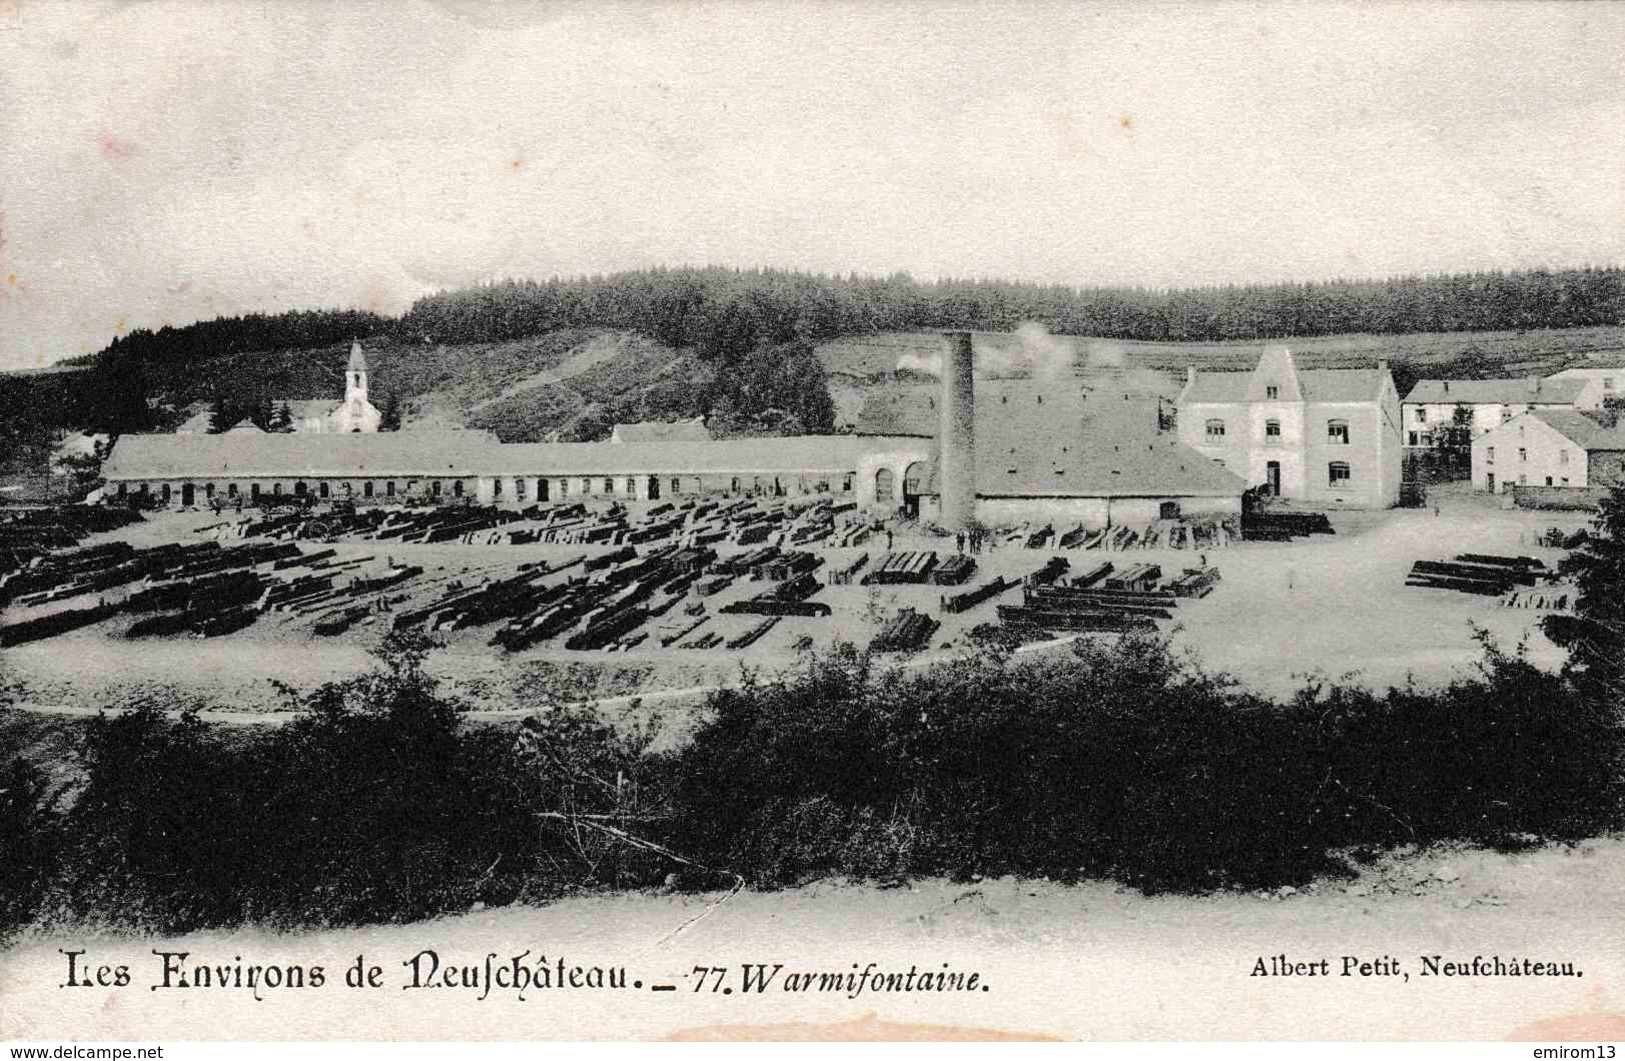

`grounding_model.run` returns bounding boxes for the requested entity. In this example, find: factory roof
[1403,378,1589,405]
[103,431,502,480]
[921,386,1245,499]
[103,431,923,480]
